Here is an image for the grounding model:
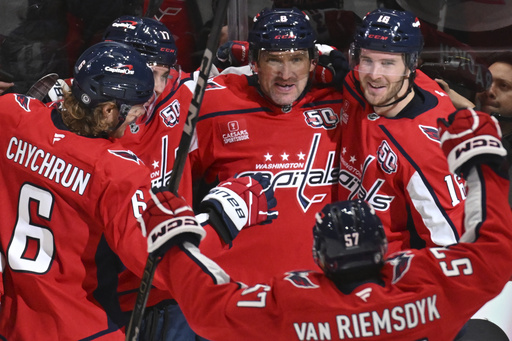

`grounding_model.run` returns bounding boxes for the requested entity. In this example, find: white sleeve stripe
[407,171,459,246]
[182,241,231,285]
[460,168,483,243]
